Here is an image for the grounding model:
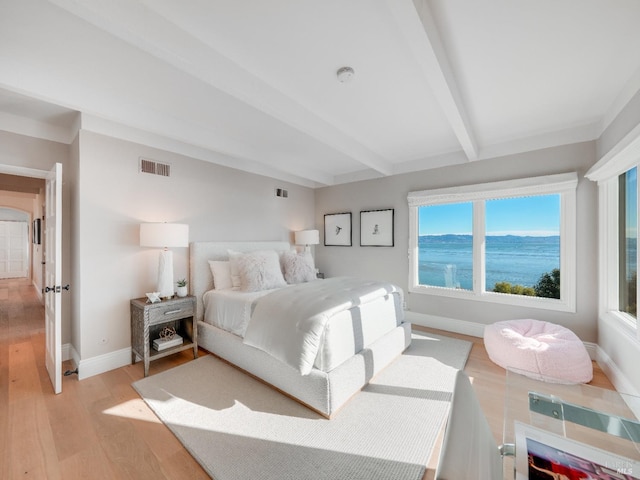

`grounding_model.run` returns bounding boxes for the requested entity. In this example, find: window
[619,167,637,319]
[586,138,640,339]
[408,173,577,311]
[418,202,473,290]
